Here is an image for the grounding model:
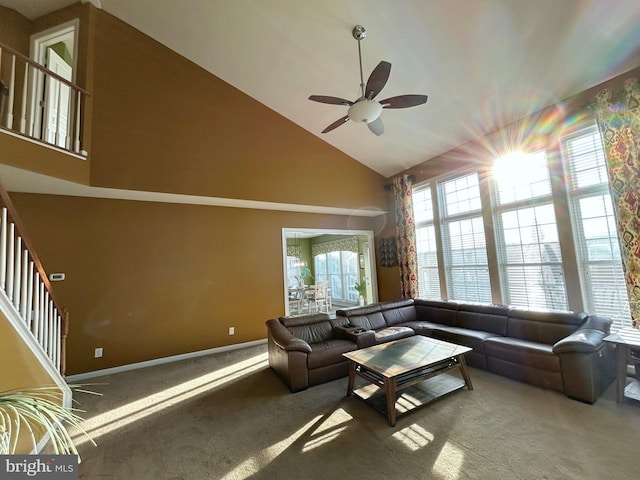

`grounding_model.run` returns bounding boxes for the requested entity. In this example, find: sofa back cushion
[414,299,458,326]
[349,312,387,330]
[336,305,381,317]
[506,308,587,344]
[455,303,509,336]
[381,300,417,326]
[336,304,387,330]
[280,313,333,344]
